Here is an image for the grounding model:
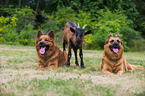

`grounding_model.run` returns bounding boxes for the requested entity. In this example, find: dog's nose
[39,41,45,47]
[114,42,118,45]
[40,41,44,44]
